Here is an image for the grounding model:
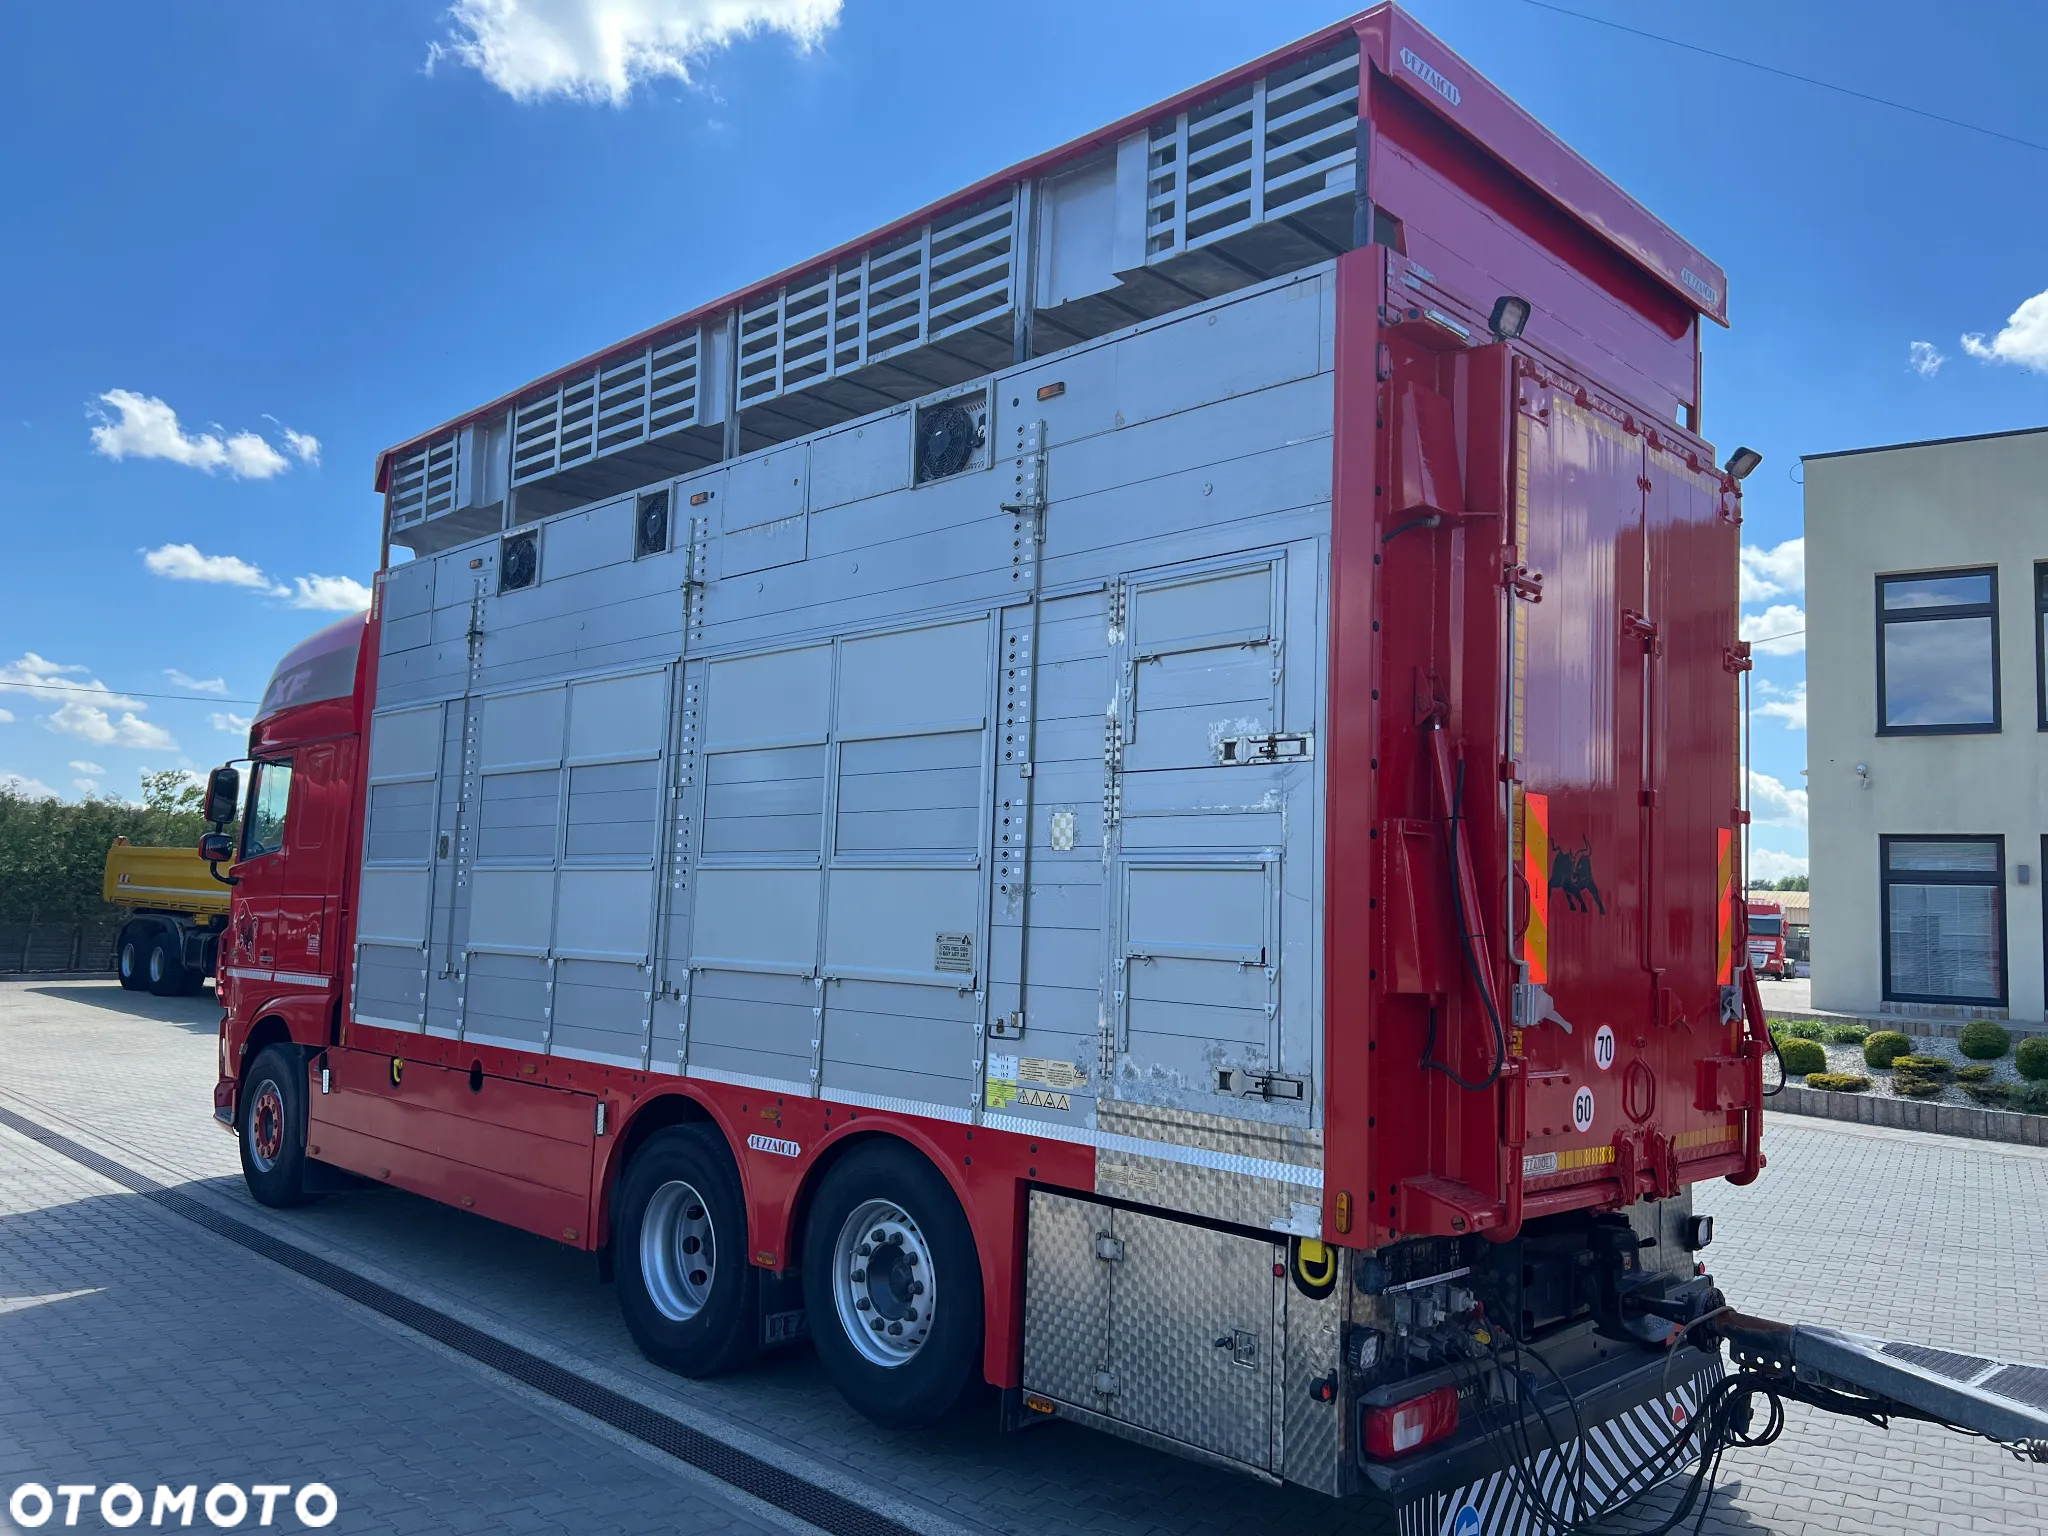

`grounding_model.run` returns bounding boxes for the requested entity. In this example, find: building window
[2036,563,2047,730]
[1876,568,1999,734]
[1880,836,2005,1006]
